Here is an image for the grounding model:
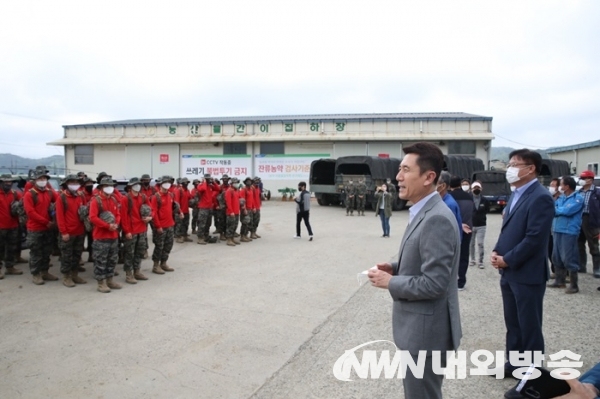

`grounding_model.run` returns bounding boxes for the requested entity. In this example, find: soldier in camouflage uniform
[215,174,230,241]
[0,174,24,278]
[89,177,122,293]
[150,176,178,273]
[356,178,367,216]
[196,174,221,245]
[345,180,356,216]
[251,177,262,238]
[55,175,87,287]
[190,179,200,234]
[225,178,241,246]
[175,177,192,243]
